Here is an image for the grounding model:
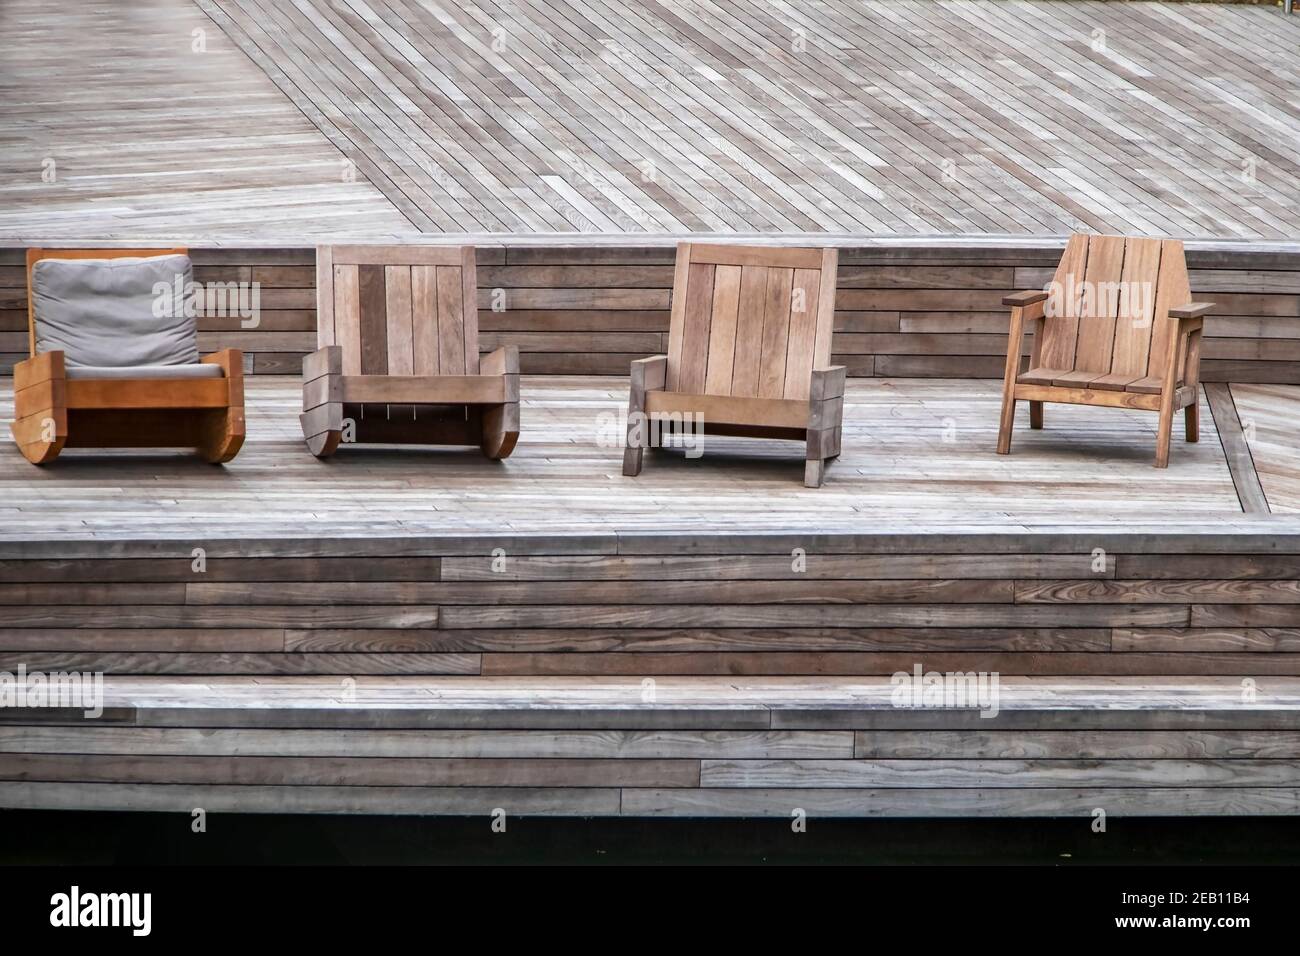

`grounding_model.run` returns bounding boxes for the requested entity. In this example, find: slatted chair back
[665,243,838,402]
[26,247,188,357]
[1039,233,1193,387]
[316,245,479,377]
